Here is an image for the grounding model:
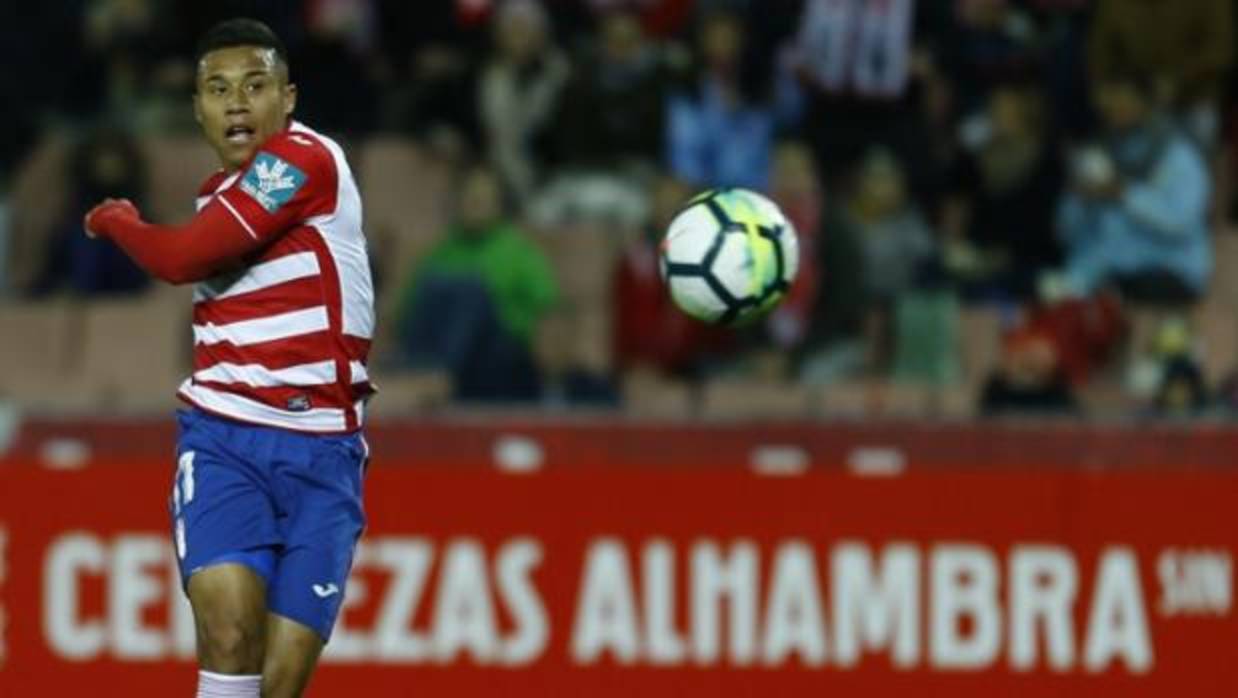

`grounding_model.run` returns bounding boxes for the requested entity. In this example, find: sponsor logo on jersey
[240,152,307,213]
